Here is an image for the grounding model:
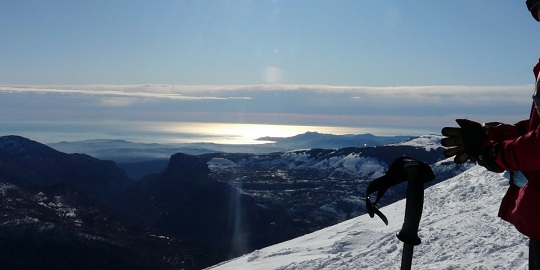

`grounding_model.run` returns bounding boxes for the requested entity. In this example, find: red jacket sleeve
[497,120,540,172]
[515,119,530,135]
